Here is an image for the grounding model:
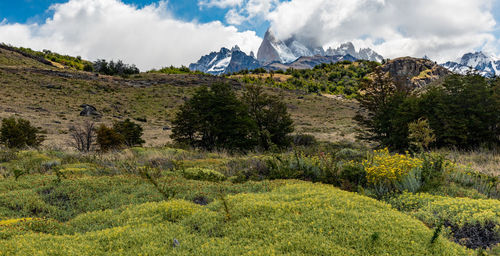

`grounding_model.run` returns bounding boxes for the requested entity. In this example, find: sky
[0,0,499,70]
